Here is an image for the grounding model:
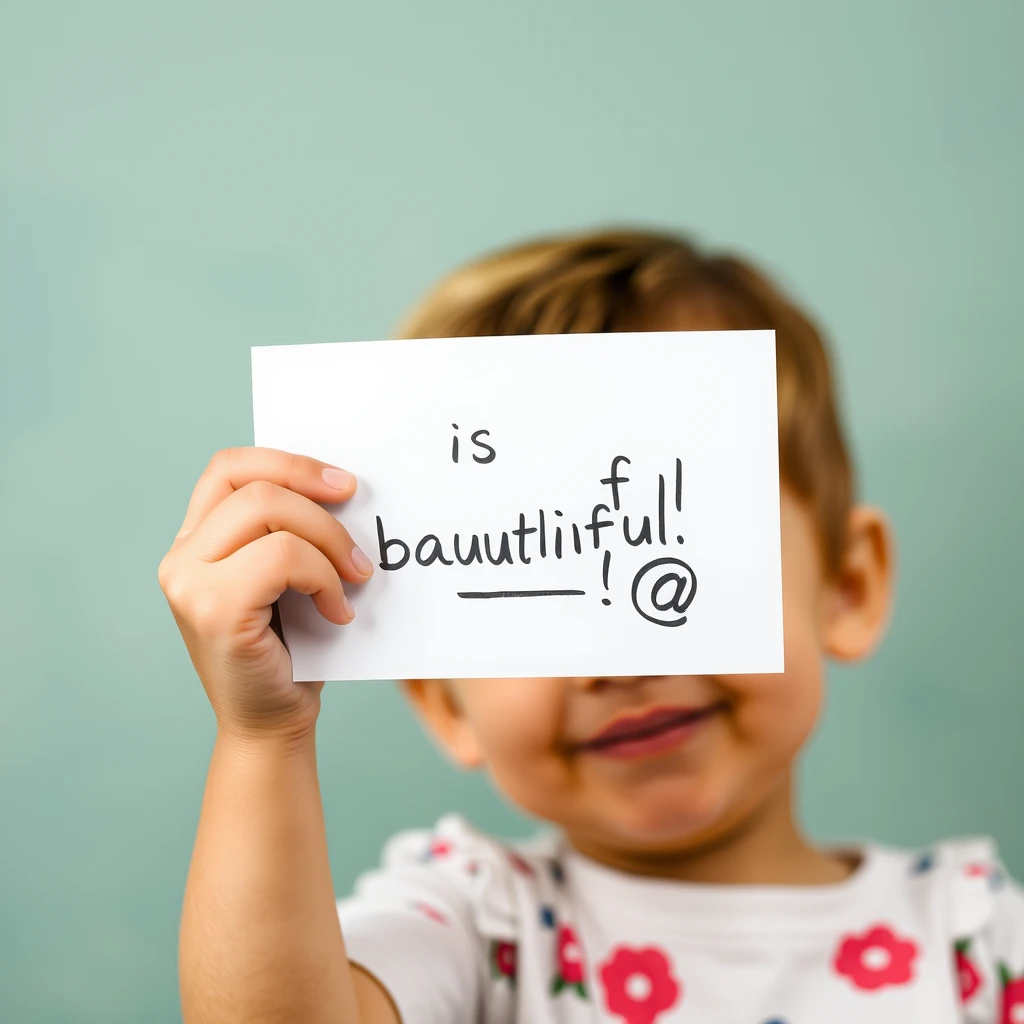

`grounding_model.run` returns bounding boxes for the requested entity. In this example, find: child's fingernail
[341,594,355,620]
[322,467,354,490]
[351,546,374,576]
